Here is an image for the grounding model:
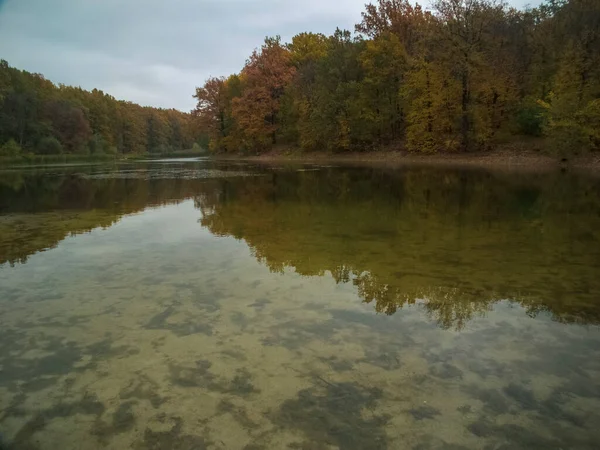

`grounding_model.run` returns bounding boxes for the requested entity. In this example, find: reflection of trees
[3,164,600,329]
[0,168,220,265]
[197,167,600,329]
[0,210,121,266]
